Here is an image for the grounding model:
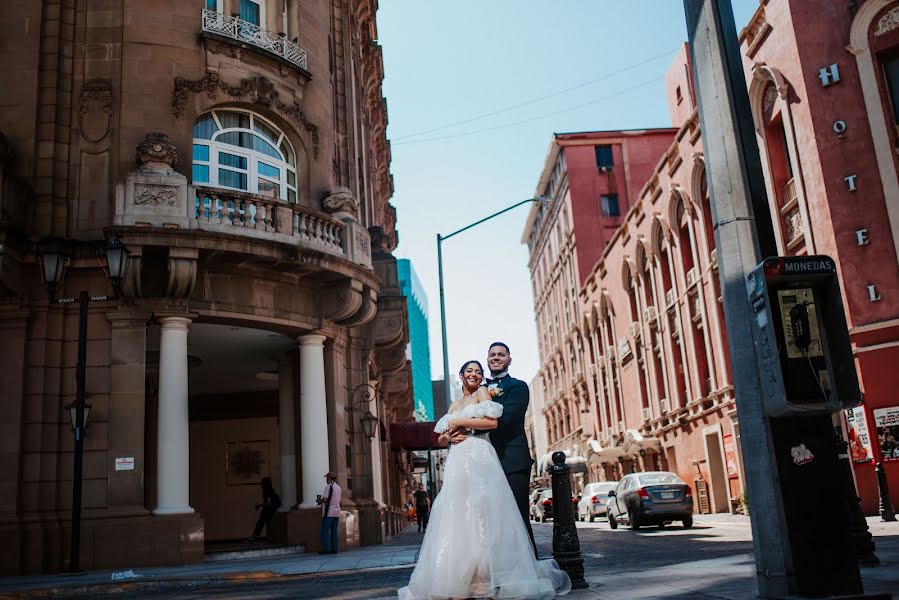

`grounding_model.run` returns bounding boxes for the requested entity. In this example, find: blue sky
[378,1,759,388]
